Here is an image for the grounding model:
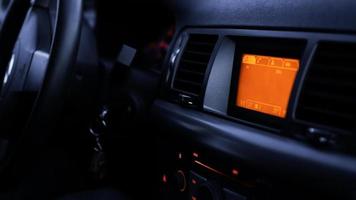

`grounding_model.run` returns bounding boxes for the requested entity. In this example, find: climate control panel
[157,141,252,200]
